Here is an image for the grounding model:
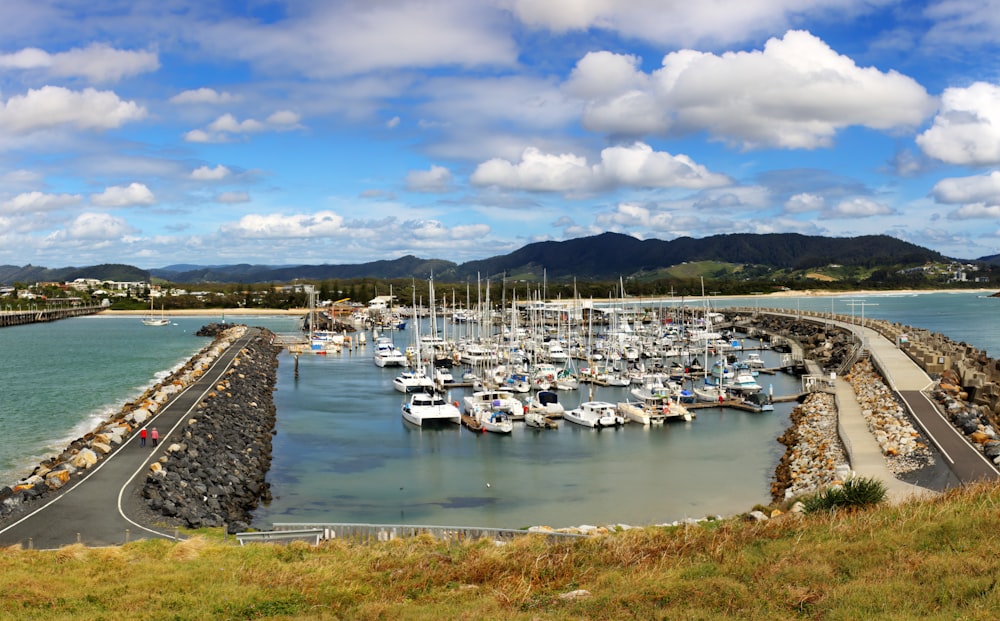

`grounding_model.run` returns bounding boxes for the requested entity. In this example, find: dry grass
[2,483,1000,619]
